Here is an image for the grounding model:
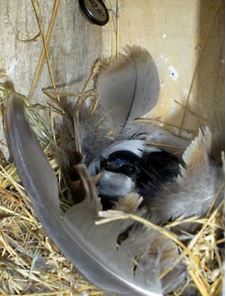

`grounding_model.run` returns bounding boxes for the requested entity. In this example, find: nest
[0,121,224,296]
[0,1,224,295]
